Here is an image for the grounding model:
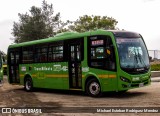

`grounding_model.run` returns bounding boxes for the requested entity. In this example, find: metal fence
[148,50,160,60]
